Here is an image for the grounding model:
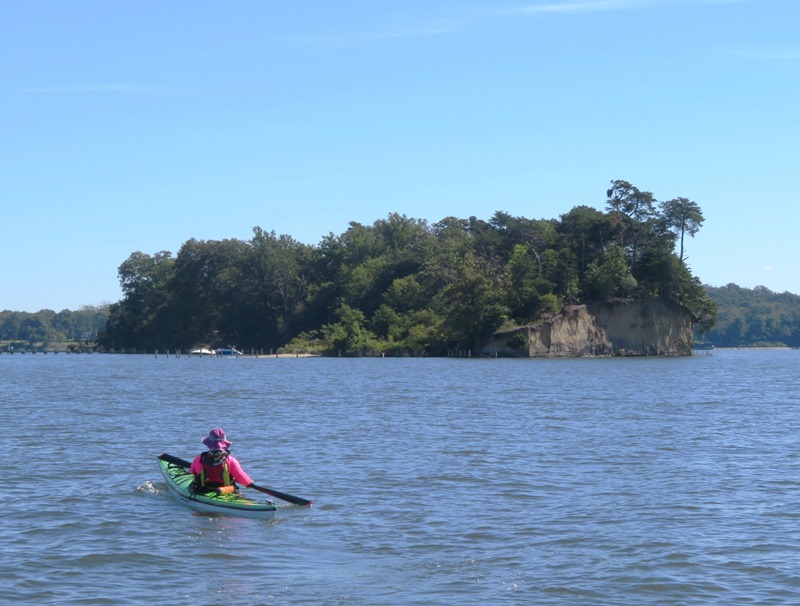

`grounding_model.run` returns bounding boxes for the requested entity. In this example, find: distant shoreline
[700,346,797,351]
[0,348,321,357]
[4,347,797,357]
